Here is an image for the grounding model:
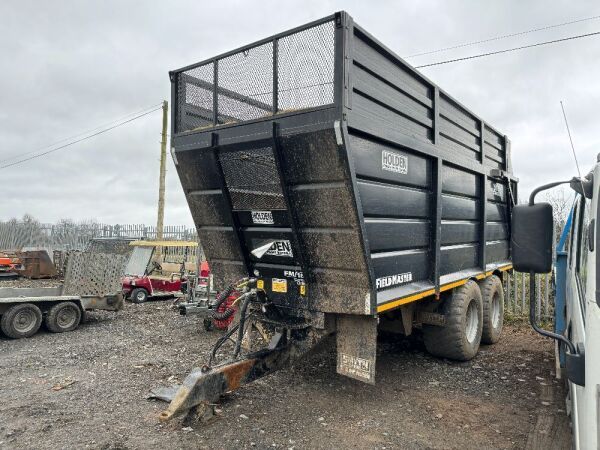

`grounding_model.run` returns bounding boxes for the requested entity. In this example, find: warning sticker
[251,211,274,225]
[271,278,288,293]
[381,150,408,174]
